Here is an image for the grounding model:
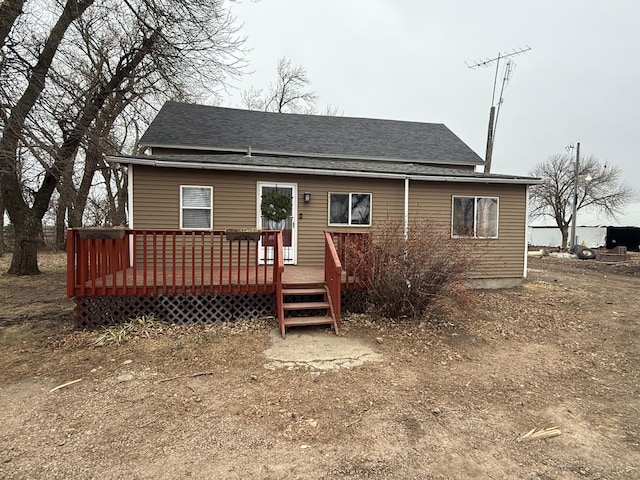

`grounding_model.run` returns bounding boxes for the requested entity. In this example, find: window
[328,192,371,226]
[181,186,212,229]
[452,196,498,238]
